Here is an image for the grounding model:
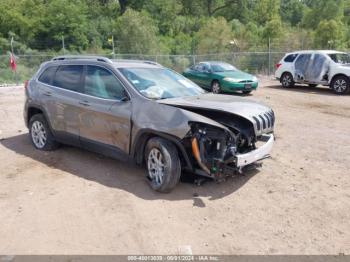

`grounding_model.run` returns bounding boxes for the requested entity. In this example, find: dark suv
[24,56,275,192]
